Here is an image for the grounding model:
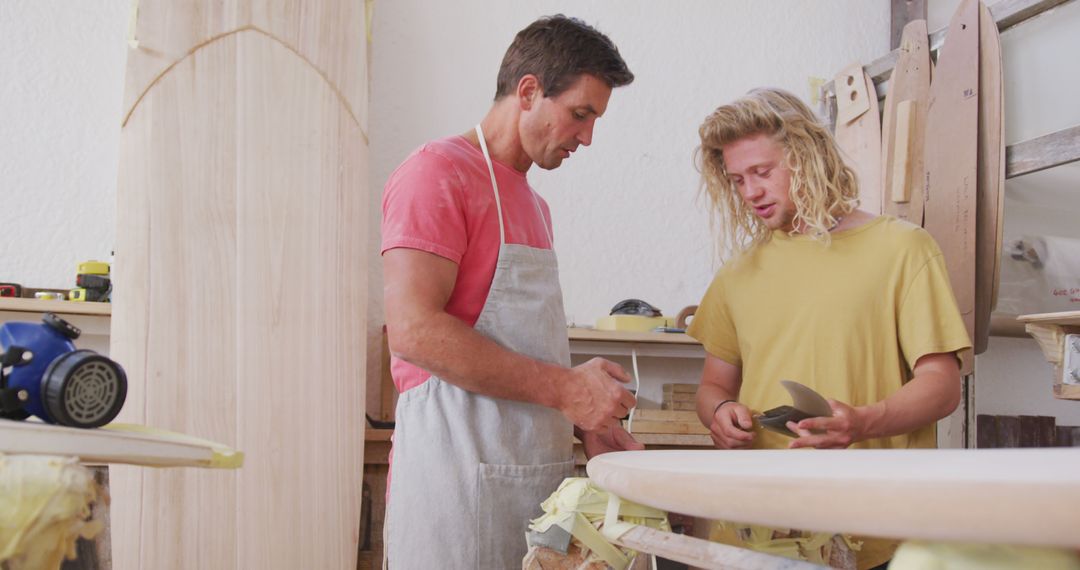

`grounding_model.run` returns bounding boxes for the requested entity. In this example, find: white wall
[0,1,128,289]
